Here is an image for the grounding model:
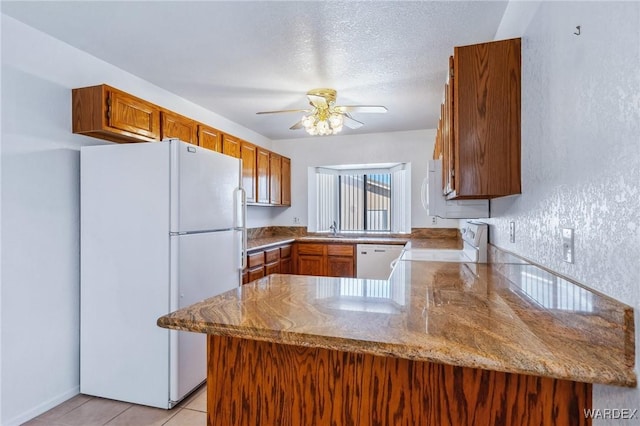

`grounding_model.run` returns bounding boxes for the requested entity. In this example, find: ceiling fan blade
[289,120,305,130]
[334,105,388,114]
[256,109,311,115]
[343,114,364,129]
[307,94,329,109]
